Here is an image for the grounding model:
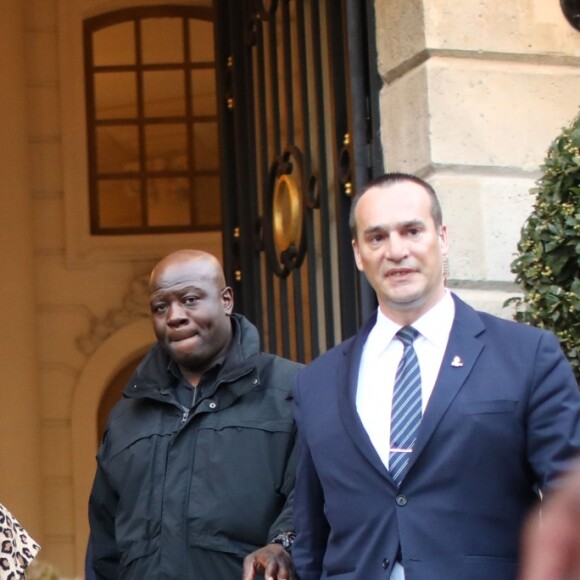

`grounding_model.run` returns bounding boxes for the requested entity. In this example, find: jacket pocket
[463,554,518,578]
[119,537,159,568]
[209,417,294,432]
[461,400,517,415]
